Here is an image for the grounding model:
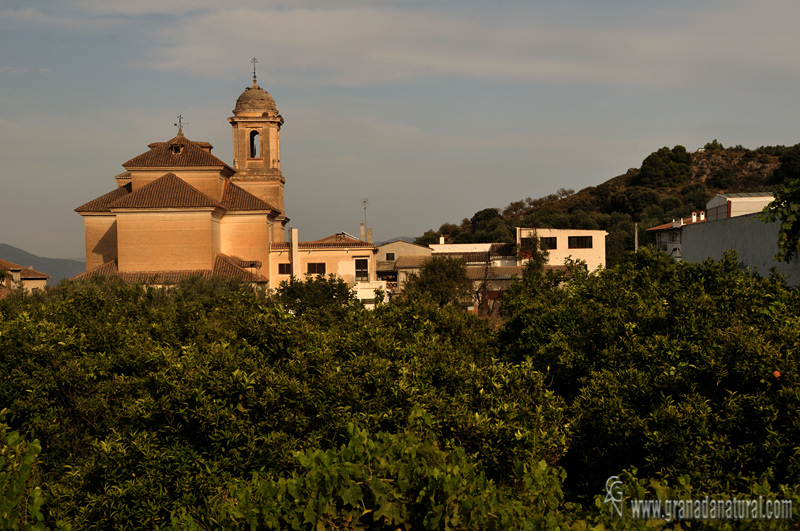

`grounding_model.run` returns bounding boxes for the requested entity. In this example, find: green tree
[413,229,440,247]
[403,256,472,308]
[770,143,800,185]
[761,178,800,262]
[636,145,692,188]
[275,273,359,316]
